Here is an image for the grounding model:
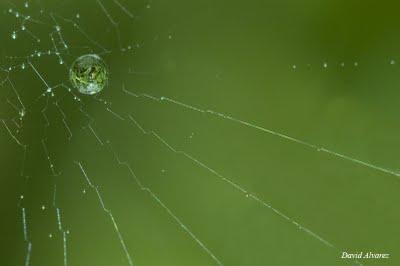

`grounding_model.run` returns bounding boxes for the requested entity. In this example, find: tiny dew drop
[11,31,17,39]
